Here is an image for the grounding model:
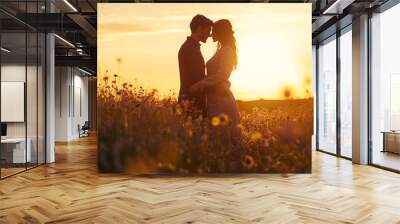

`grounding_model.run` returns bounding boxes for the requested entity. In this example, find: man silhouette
[178,14,213,116]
